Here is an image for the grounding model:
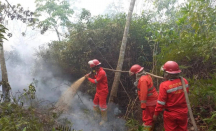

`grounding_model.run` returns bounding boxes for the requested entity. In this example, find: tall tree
[0,24,10,102]
[108,0,136,104]
[0,0,36,101]
[34,0,74,41]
